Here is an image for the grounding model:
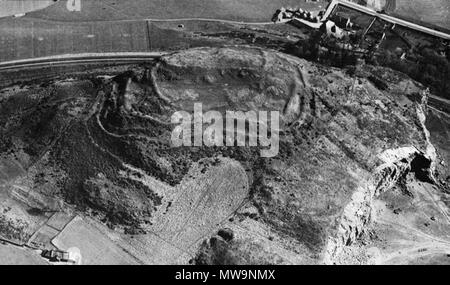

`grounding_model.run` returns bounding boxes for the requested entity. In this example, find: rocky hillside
[0,46,448,264]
